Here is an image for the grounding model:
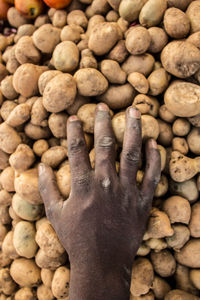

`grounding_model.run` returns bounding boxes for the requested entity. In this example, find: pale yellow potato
[172,118,191,136]
[41,146,67,168]
[15,287,36,300]
[0,75,18,100]
[52,266,70,298]
[41,269,54,288]
[137,243,150,257]
[0,268,16,295]
[33,140,49,157]
[119,0,147,22]
[56,163,71,198]
[172,137,188,155]
[142,115,159,140]
[37,284,54,300]
[158,145,166,171]
[145,238,167,252]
